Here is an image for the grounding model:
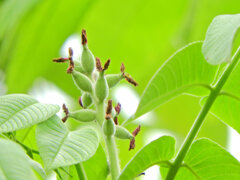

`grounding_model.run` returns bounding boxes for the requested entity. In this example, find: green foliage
[0,139,37,180]
[83,145,109,180]
[36,115,99,171]
[135,42,218,120]
[2,1,240,179]
[0,94,59,132]
[118,136,175,180]
[29,159,47,179]
[161,139,240,179]
[202,14,240,65]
